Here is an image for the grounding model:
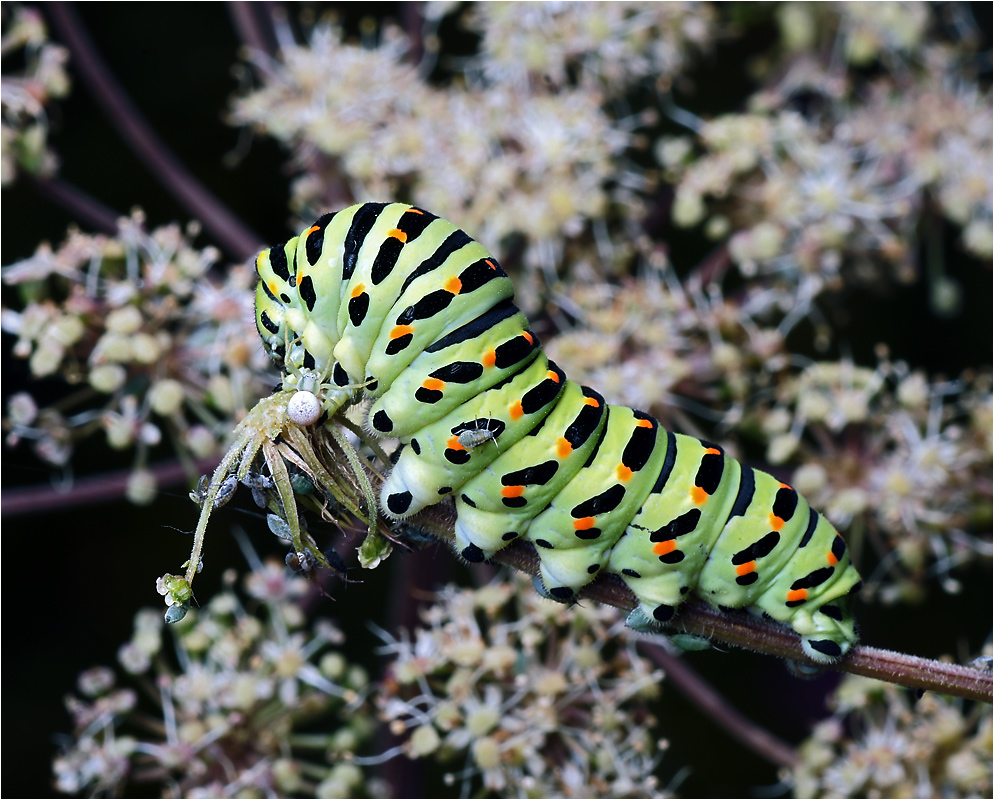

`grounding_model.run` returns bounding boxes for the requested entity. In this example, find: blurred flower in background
[791,669,993,798]
[2,216,270,502]
[373,578,670,797]
[53,555,376,798]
